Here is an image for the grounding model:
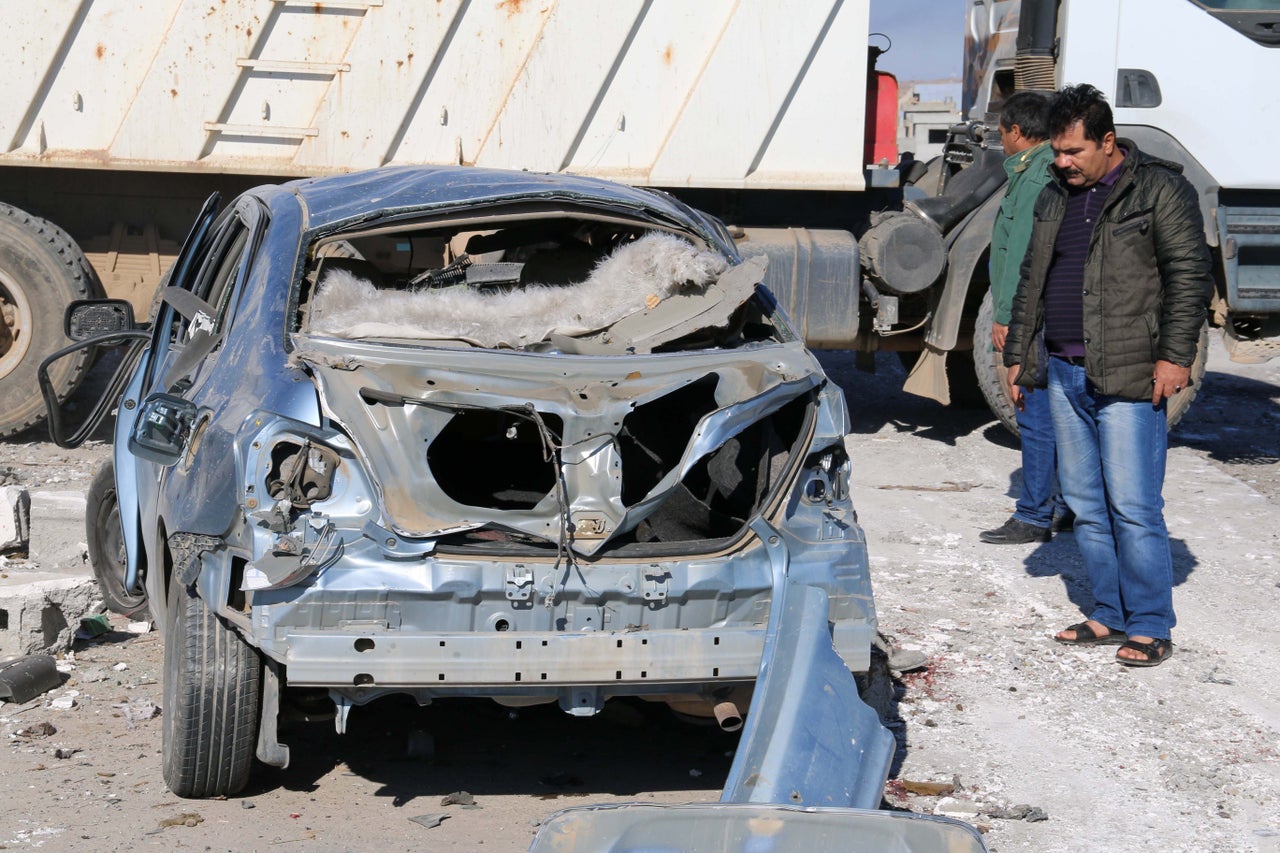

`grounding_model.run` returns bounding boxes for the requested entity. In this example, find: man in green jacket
[979,91,1069,545]
[1003,84,1212,667]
